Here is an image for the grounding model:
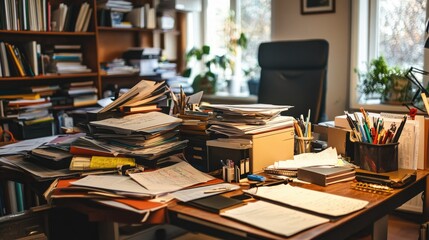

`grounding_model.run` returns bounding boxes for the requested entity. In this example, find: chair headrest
[258,39,329,70]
